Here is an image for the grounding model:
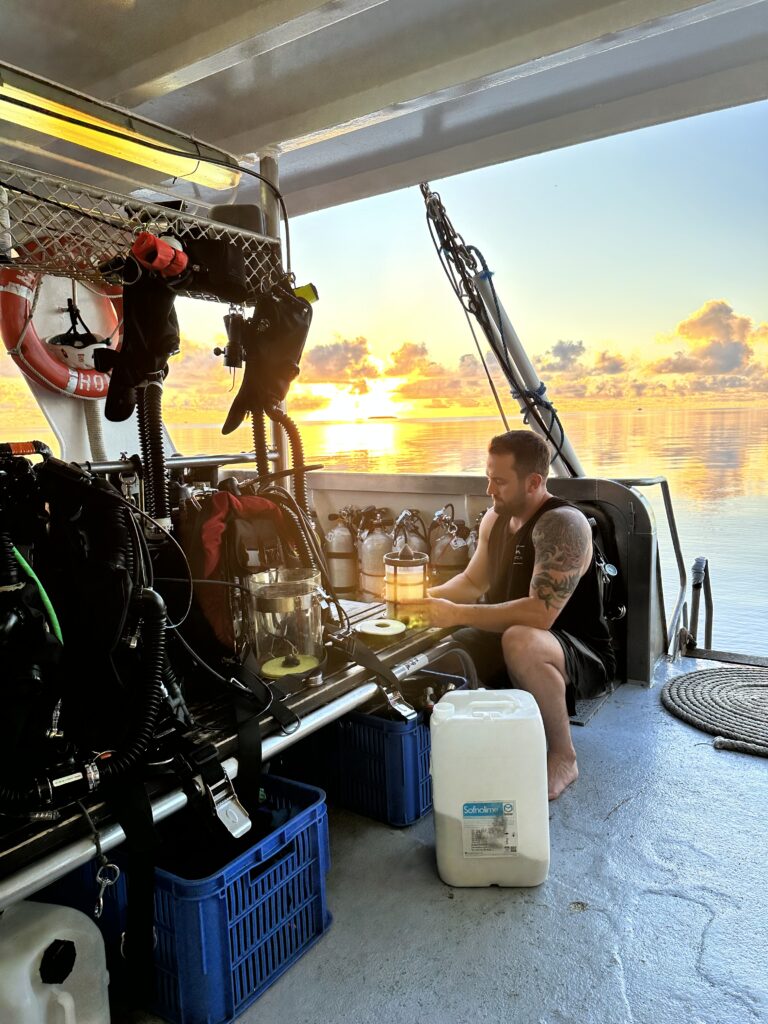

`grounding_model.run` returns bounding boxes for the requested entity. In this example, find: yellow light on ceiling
[0,78,241,191]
